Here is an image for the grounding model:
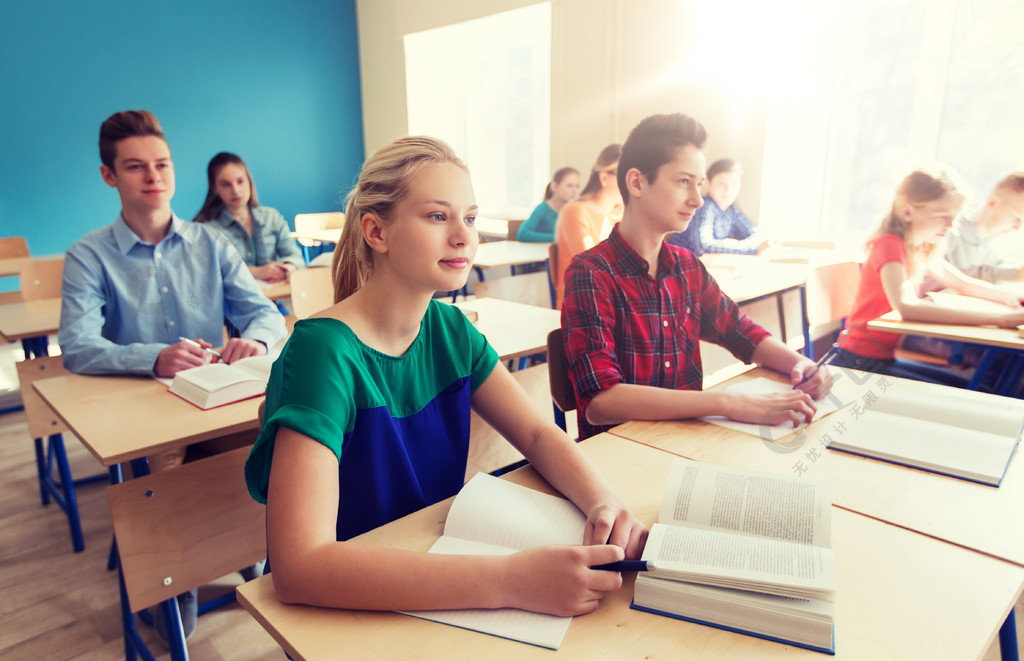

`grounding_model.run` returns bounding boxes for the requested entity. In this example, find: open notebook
[398,473,587,650]
[826,385,1023,486]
